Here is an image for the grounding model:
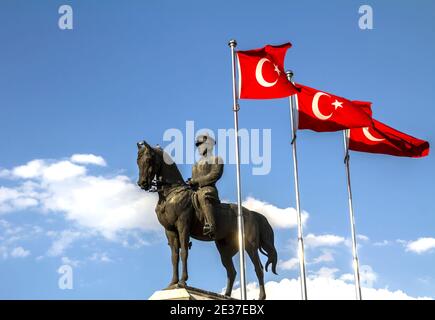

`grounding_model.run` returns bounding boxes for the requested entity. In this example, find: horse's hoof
[258,294,266,300]
[178,280,187,288]
[165,282,179,290]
